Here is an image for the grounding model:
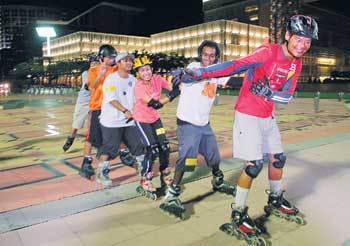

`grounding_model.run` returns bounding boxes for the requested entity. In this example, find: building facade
[45,20,268,63]
[203,0,270,28]
[151,19,268,62]
[44,31,150,61]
